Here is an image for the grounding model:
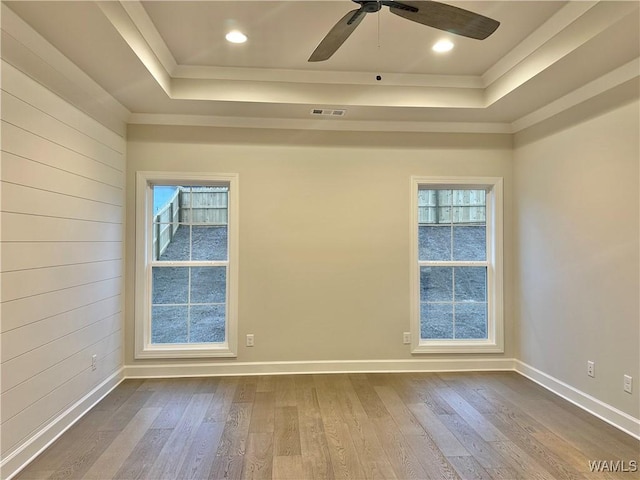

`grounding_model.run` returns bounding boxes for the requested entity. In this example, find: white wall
[0,59,126,476]
[126,127,514,370]
[513,95,640,420]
